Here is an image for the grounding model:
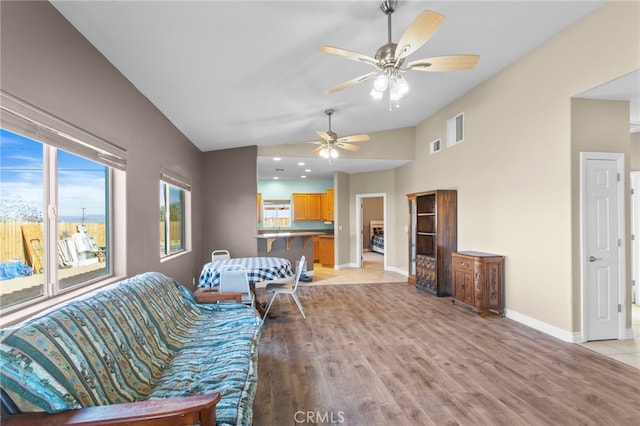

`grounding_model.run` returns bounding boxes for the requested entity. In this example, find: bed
[369,220,384,254]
